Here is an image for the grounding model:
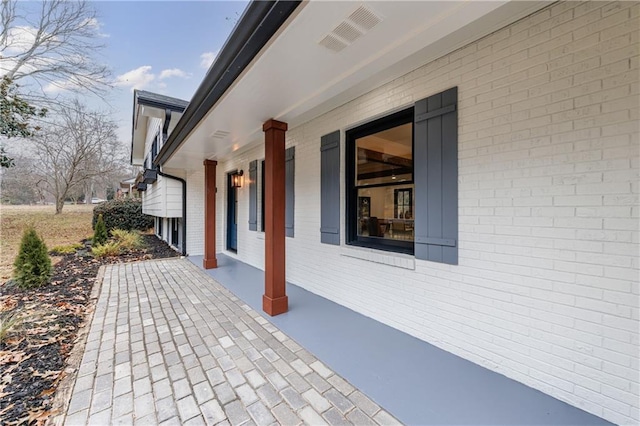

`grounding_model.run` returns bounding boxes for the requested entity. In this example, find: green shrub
[92,198,153,233]
[13,226,52,289]
[51,242,83,254]
[93,214,108,246]
[110,229,144,250]
[92,241,122,258]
